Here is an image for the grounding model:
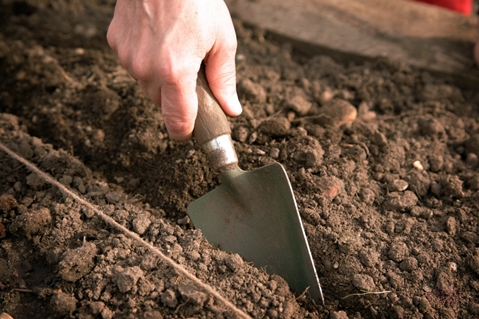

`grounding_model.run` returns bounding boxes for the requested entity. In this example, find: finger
[160,77,198,141]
